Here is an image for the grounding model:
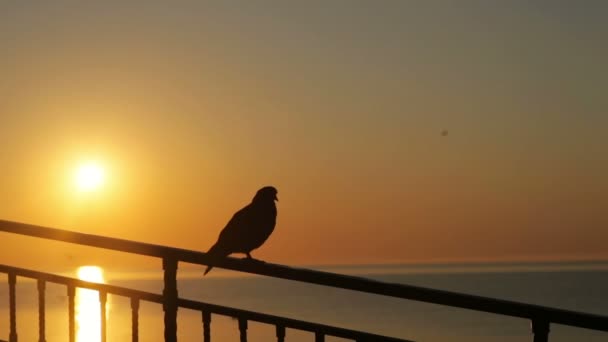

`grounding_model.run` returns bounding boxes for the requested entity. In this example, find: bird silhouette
[204,186,278,275]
